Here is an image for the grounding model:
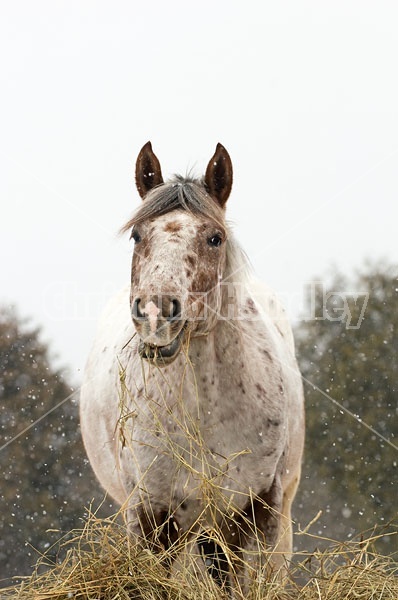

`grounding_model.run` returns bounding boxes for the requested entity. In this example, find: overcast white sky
[1,1,397,378]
